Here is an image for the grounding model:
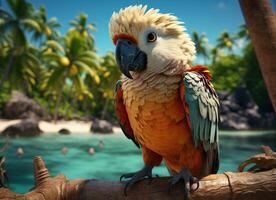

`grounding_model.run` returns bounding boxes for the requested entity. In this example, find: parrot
[109,5,220,198]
